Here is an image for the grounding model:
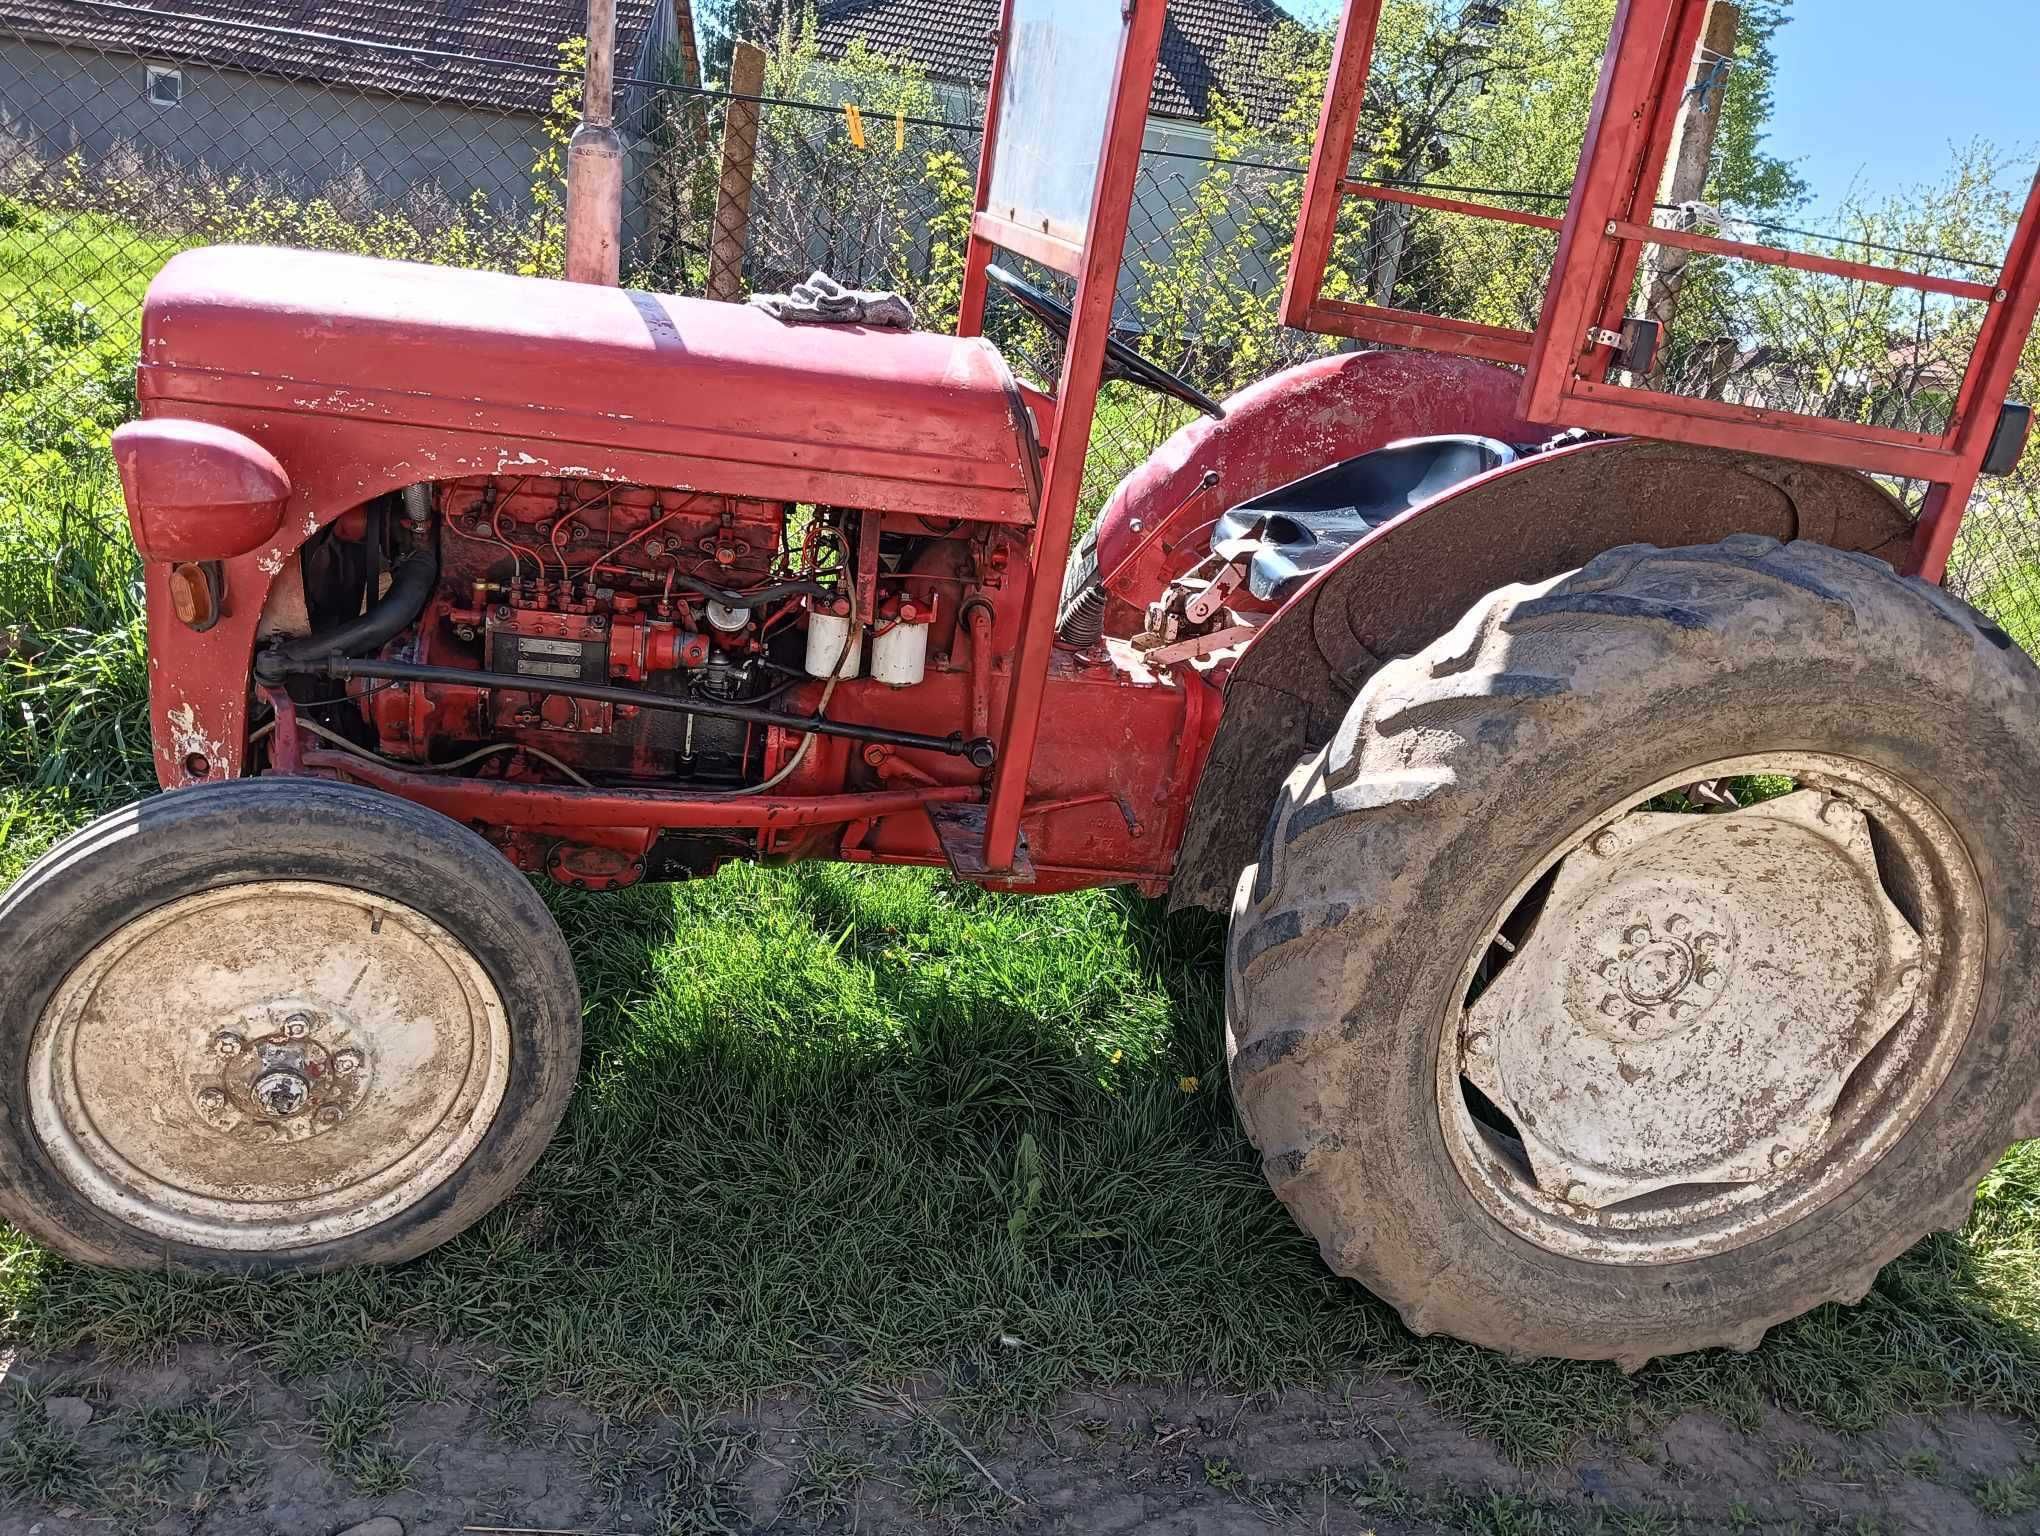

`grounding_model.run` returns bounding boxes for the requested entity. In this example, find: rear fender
[1091,350,1537,614]
[1167,440,1916,911]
